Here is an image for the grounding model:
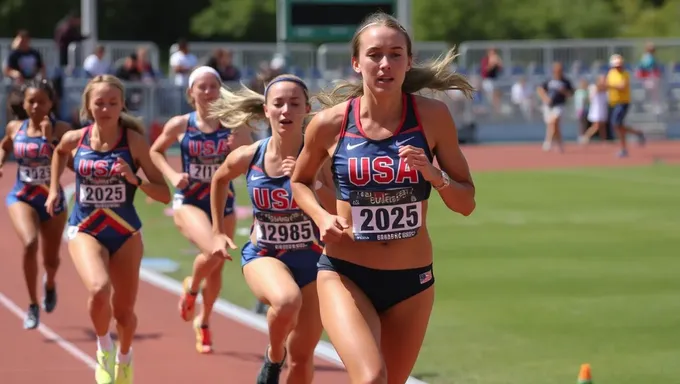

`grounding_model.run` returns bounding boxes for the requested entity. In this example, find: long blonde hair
[315,12,475,109]
[80,75,145,134]
[208,74,309,129]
